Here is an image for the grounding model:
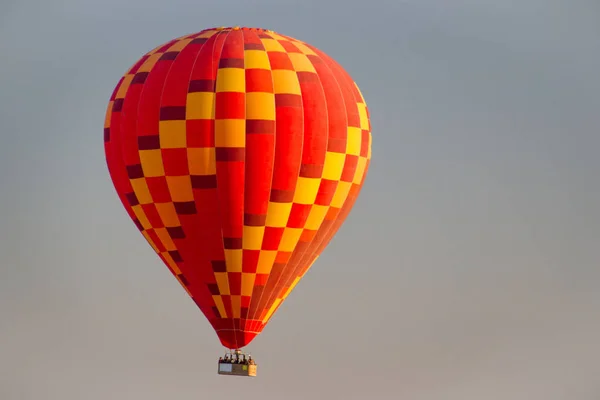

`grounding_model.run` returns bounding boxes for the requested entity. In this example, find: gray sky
[1,0,599,399]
